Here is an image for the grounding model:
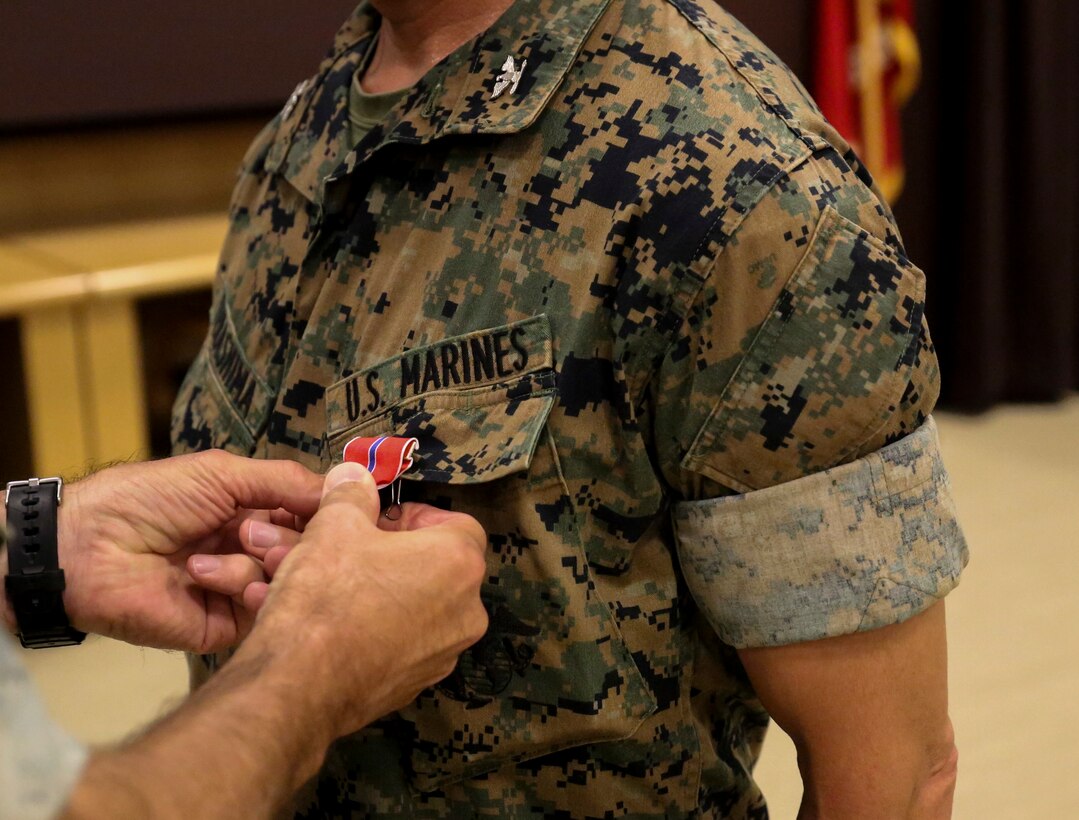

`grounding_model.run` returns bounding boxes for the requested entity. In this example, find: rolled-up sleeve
[672,417,968,649]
